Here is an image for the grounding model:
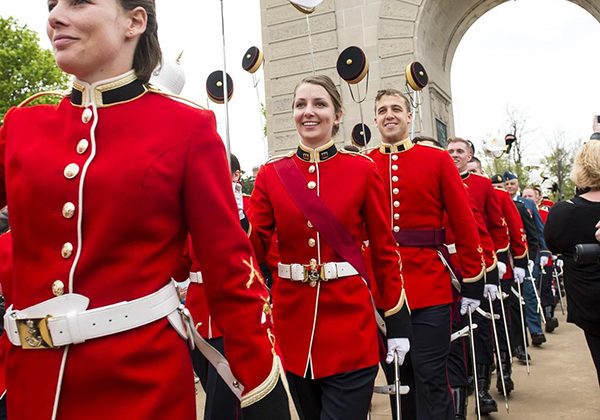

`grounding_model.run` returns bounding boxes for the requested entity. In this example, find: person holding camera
[544,116,600,385]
